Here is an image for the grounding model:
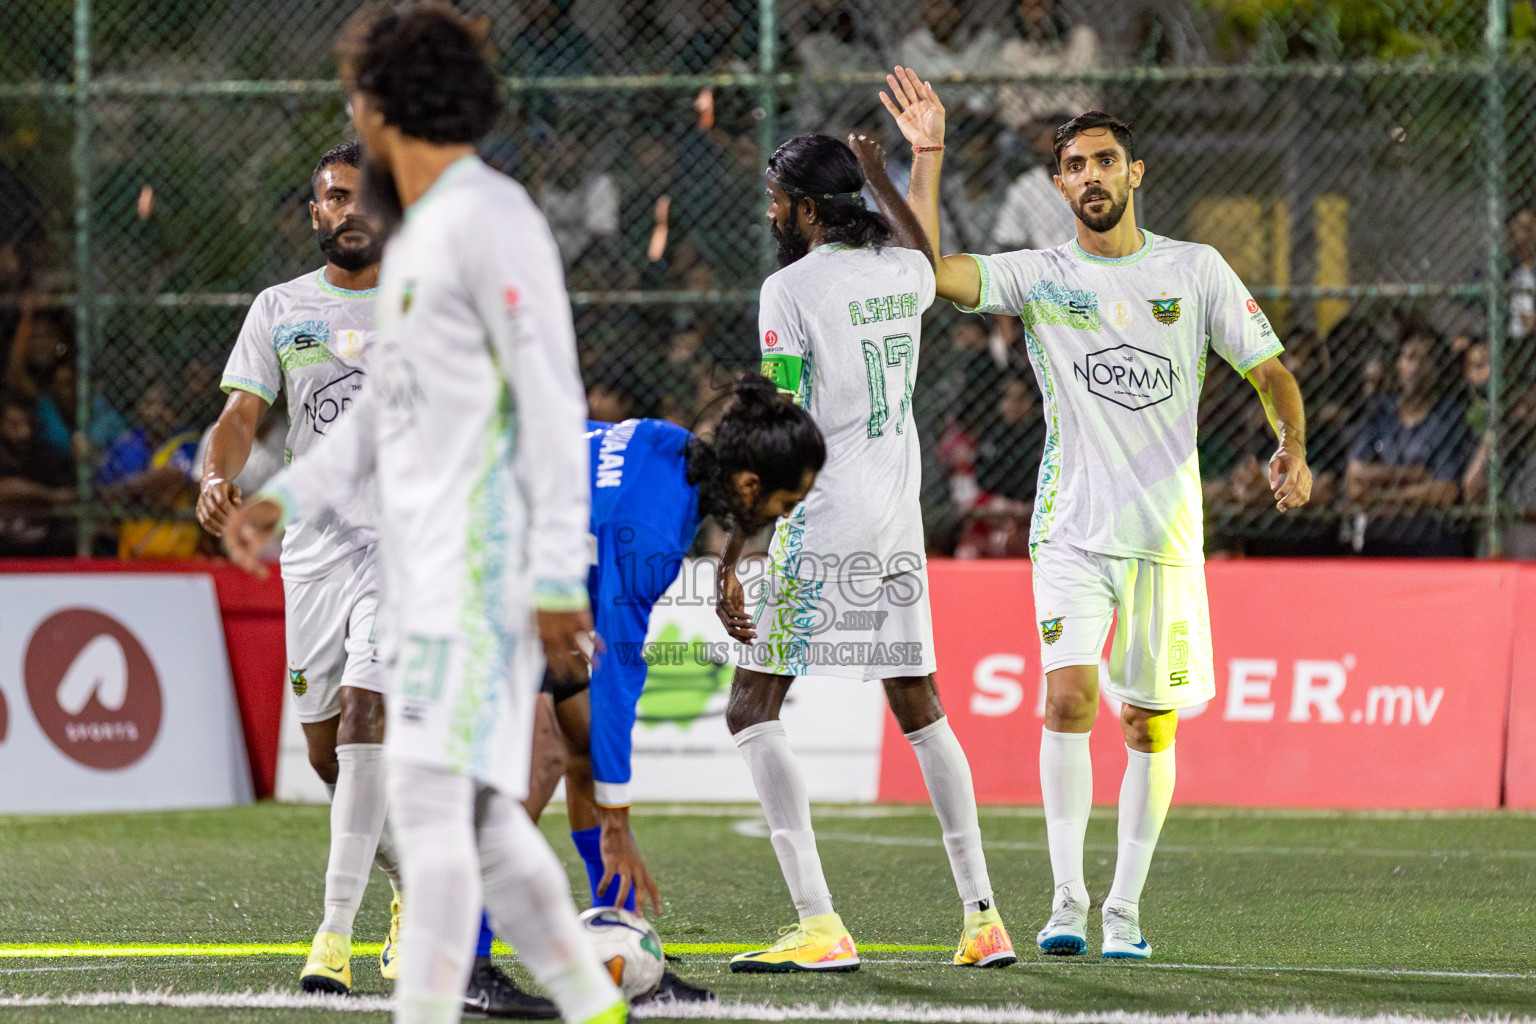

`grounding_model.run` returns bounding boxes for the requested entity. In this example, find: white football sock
[477,787,620,1023]
[734,720,835,920]
[904,717,993,912]
[1106,744,1176,912]
[374,817,403,895]
[319,743,388,937]
[388,761,481,1024]
[1039,728,1093,907]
